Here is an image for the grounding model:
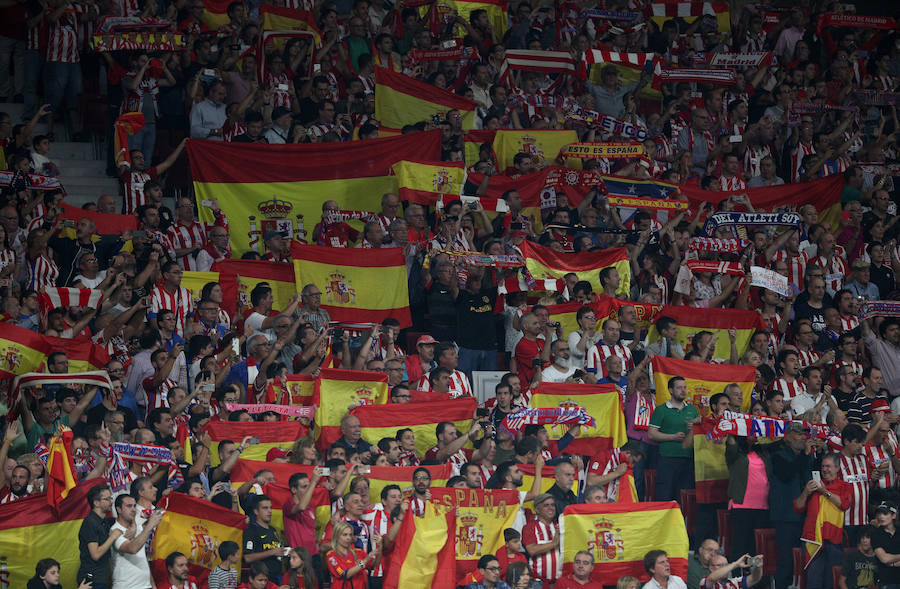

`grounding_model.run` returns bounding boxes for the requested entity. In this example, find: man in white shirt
[789,365,832,422]
[111,494,163,589]
[540,341,577,383]
[642,550,688,589]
